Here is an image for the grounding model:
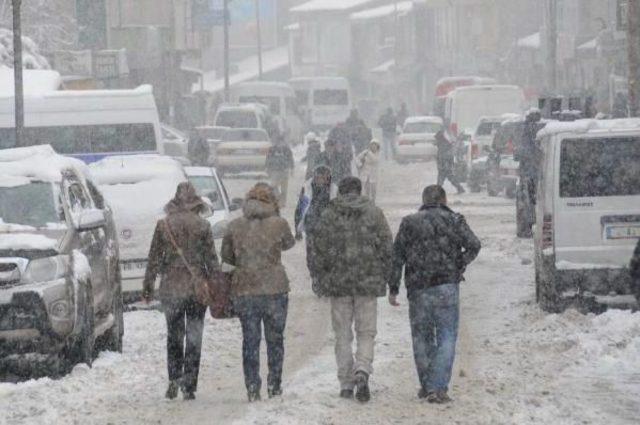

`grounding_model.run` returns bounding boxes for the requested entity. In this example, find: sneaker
[354,372,371,403]
[165,381,179,400]
[339,389,354,399]
[268,386,283,398]
[427,391,452,404]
